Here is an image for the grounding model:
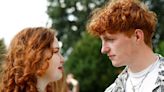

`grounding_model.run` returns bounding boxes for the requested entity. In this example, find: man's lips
[108,54,115,57]
[108,55,115,59]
